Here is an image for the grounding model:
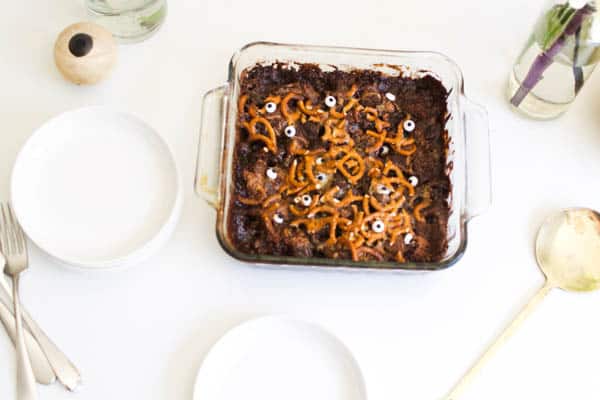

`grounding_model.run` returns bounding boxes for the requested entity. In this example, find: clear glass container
[508,0,600,119]
[195,42,491,271]
[85,0,167,43]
